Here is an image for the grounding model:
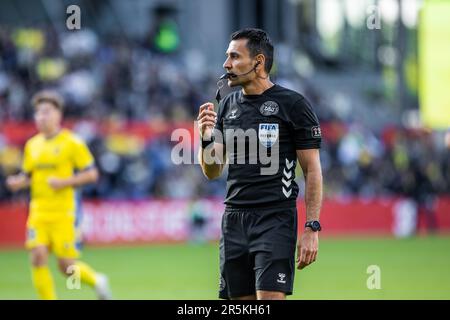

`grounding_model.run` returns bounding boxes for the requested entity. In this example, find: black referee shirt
[214,84,321,207]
